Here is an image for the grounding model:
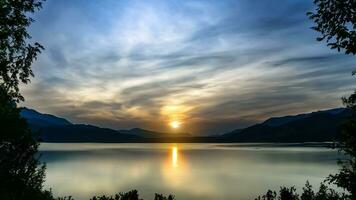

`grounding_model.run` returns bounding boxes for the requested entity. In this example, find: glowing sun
[170,121,180,129]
